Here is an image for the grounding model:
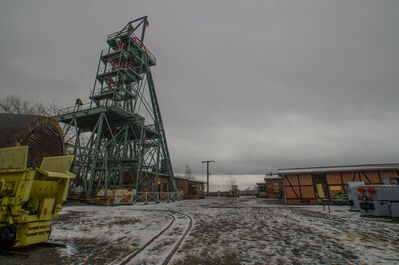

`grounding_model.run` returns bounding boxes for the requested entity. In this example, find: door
[312,174,329,199]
